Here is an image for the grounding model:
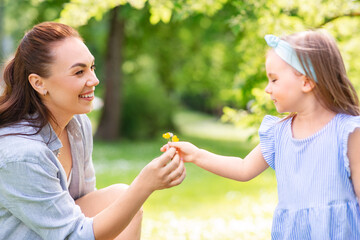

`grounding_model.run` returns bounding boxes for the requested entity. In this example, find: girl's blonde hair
[284,30,360,116]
